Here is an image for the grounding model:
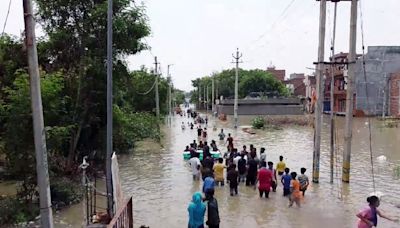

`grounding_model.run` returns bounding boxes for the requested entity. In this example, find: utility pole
[329,2,338,184]
[342,0,358,183]
[154,56,160,118]
[198,84,201,110]
[106,0,114,217]
[312,0,326,184]
[232,48,242,128]
[167,64,173,124]
[212,76,215,114]
[206,85,209,115]
[23,1,54,227]
[382,66,387,119]
[203,85,206,110]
